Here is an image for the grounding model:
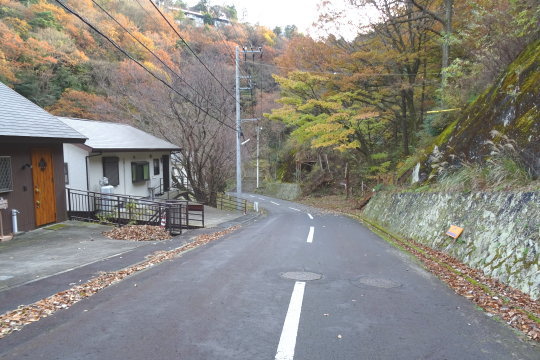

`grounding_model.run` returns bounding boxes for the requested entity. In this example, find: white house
[59,117,180,198]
